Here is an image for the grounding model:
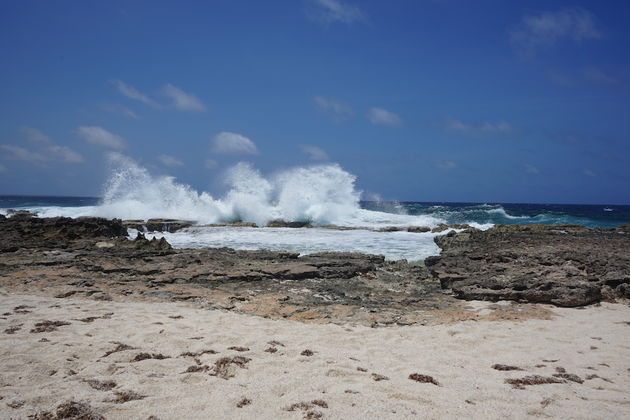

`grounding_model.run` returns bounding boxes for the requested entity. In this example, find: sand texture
[1,292,629,419]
